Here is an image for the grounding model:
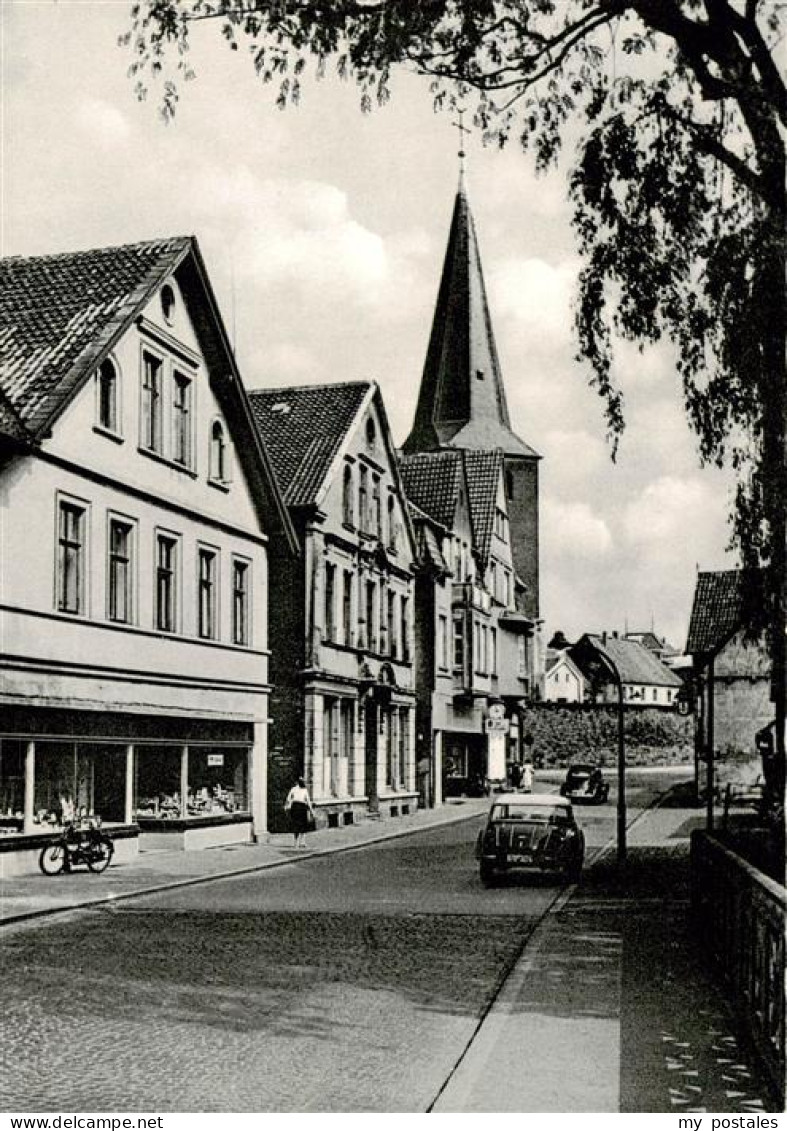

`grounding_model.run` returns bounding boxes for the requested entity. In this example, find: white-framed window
[56,497,88,615]
[372,474,382,539]
[209,419,229,484]
[172,371,193,467]
[453,612,465,672]
[198,546,219,640]
[231,557,251,646]
[400,596,410,662]
[387,494,397,551]
[359,465,369,532]
[388,590,397,658]
[155,531,180,633]
[97,357,120,435]
[364,580,376,652]
[342,464,354,526]
[490,627,497,676]
[438,614,448,669]
[107,515,135,624]
[342,570,353,646]
[324,561,336,642]
[141,350,164,454]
